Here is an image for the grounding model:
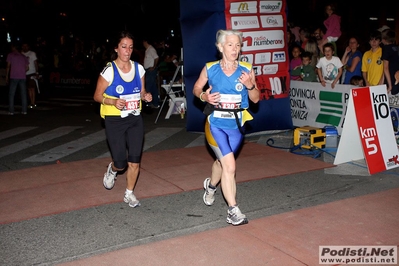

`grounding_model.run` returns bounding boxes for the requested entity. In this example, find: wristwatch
[248,84,256,90]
